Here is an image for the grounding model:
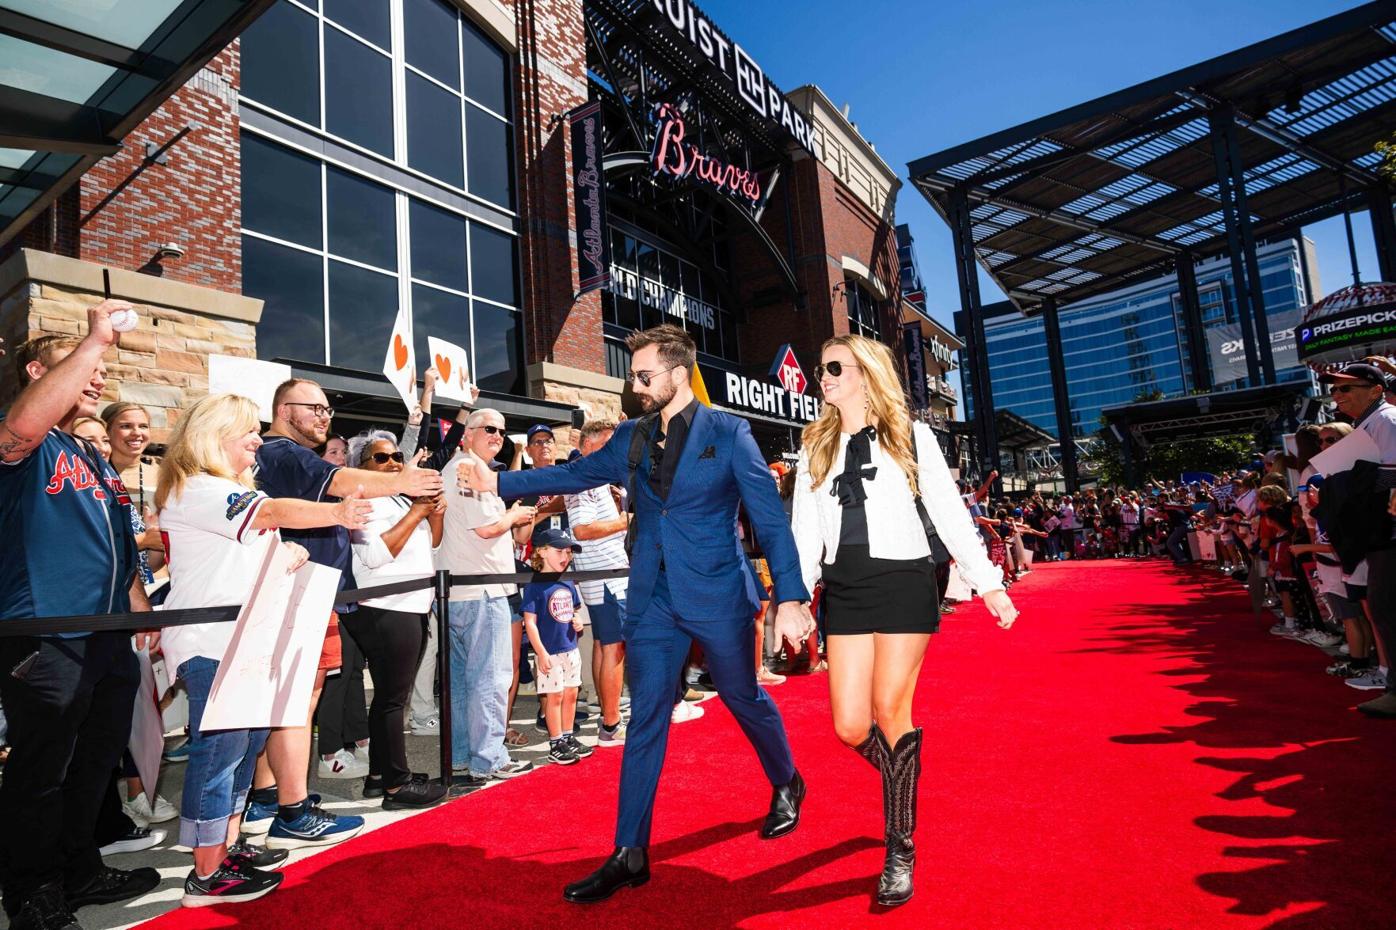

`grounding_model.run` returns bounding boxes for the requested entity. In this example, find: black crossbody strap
[907,425,950,564]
